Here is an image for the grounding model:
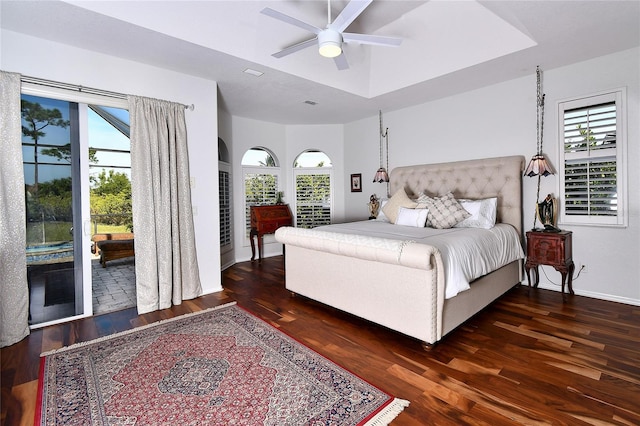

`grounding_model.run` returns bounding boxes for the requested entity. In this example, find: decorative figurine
[368,194,380,219]
[537,193,559,231]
